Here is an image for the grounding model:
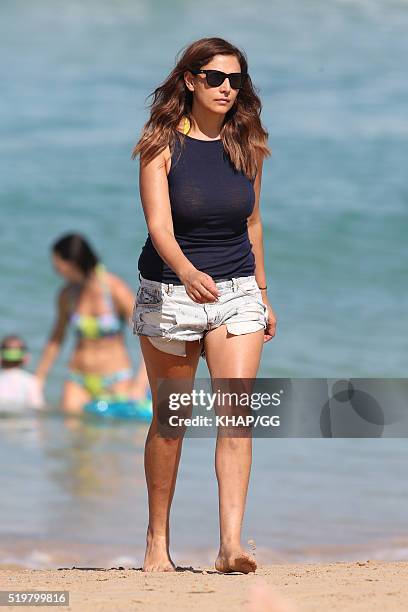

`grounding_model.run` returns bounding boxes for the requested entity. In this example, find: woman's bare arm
[247,152,277,340]
[247,152,267,292]
[35,287,70,383]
